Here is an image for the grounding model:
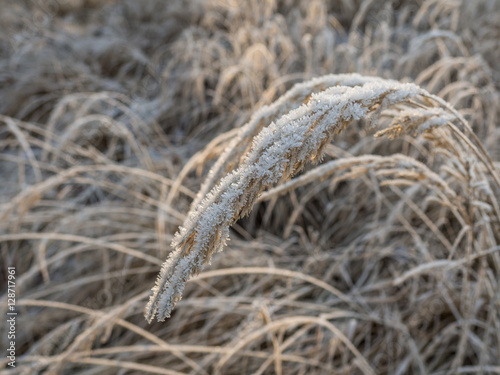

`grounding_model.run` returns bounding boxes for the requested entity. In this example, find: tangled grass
[1,0,500,374]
